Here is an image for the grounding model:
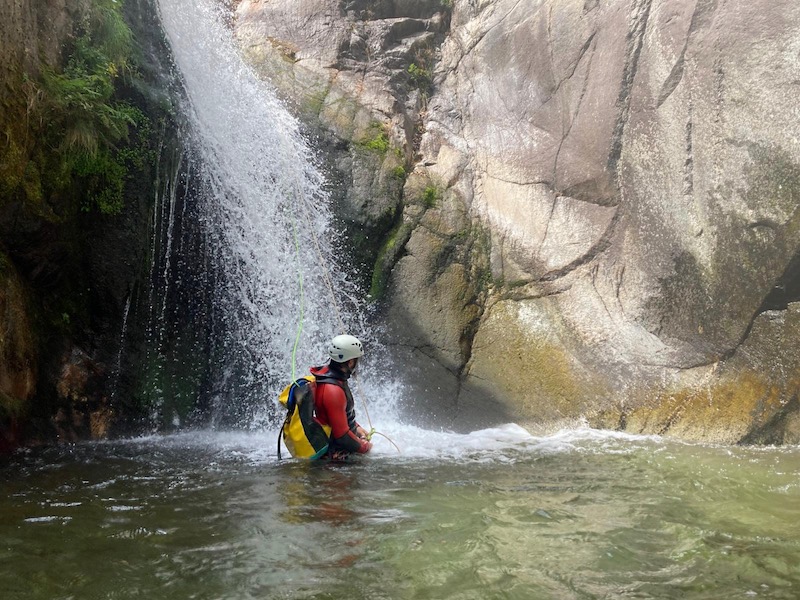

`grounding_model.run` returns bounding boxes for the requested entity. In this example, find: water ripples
[2,430,800,599]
